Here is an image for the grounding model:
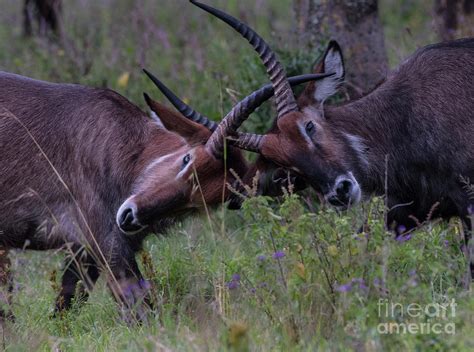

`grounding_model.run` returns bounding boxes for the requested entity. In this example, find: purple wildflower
[257,255,266,262]
[396,233,412,243]
[467,204,473,215]
[258,282,268,289]
[138,279,151,290]
[336,283,352,292]
[337,278,369,293]
[397,225,407,234]
[13,282,24,292]
[226,273,241,290]
[226,280,239,290]
[409,269,416,276]
[250,288,256,294]
[444,240,449,247]
[373,277,382,286]
[408,276,418,287]
[272,251,285,259]
[122,280,150,299]
[123,285,134,298]
[352,278,369,291]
